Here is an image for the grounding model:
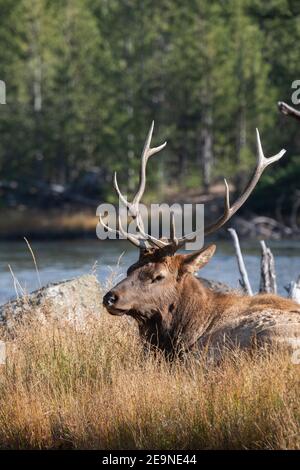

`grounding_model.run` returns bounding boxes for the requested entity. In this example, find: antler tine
[114,121,166,217]
[133,121,167,207]
[204,178,230,236]
[113,172,129,209]
[134,216,168,248]
[112,121,167,249]
[101,126,285,253]
[176,129,286,244]
[98,212,143,248]
[256,128,286,167]
[170,211,178,244]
